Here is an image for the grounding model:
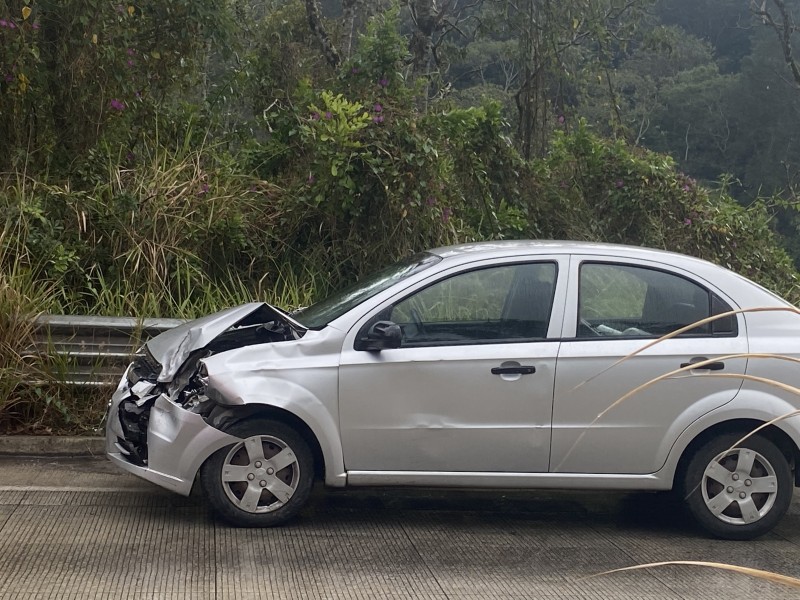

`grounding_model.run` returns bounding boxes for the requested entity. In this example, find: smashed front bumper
[106,364,241,496]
